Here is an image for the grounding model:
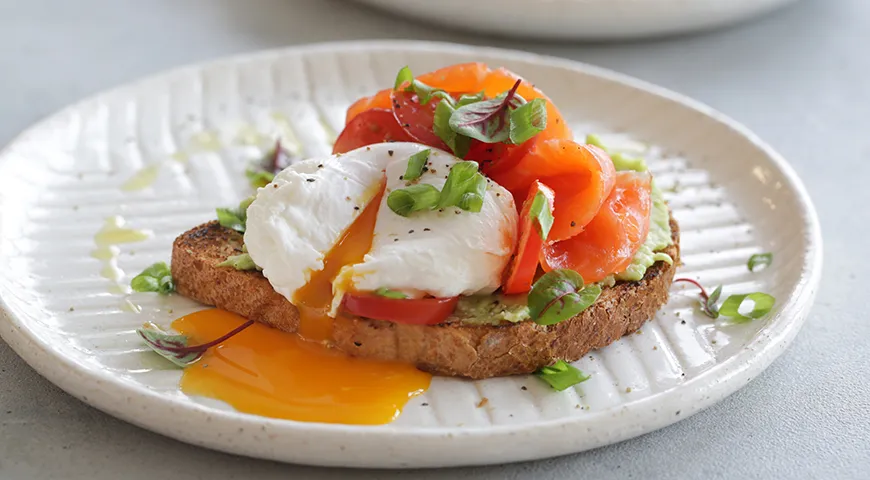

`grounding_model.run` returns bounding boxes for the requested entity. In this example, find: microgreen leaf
[245,168,275,189]
[705,285,723,319]
[433,100,471,158]
[509,98,547,145]
[674,277,716,319]
[528,269,601,326]
[529,190,554,240]
[394,66,413,90]
[217,253,259,271]
[535,360,591,391]
[747,253,773,272]
[719,293,776,323]
[403,149,431,182]
[216,196,254,233]
[387,184,441,217]
[245,140,288,189]
[137,320,255,368]
[131,262,175,295]
[216,208,245,232]
[439,161,485,209]
[448,79,522,144]
[375,287,408,299]
[137,322,203,367]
